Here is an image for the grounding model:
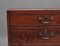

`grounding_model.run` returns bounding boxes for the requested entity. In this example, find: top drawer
[7,10,60,26]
